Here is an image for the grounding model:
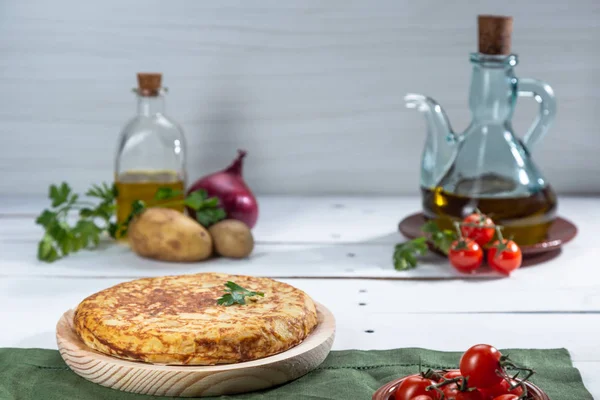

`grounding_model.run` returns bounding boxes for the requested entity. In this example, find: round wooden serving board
[56,303,335,397]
